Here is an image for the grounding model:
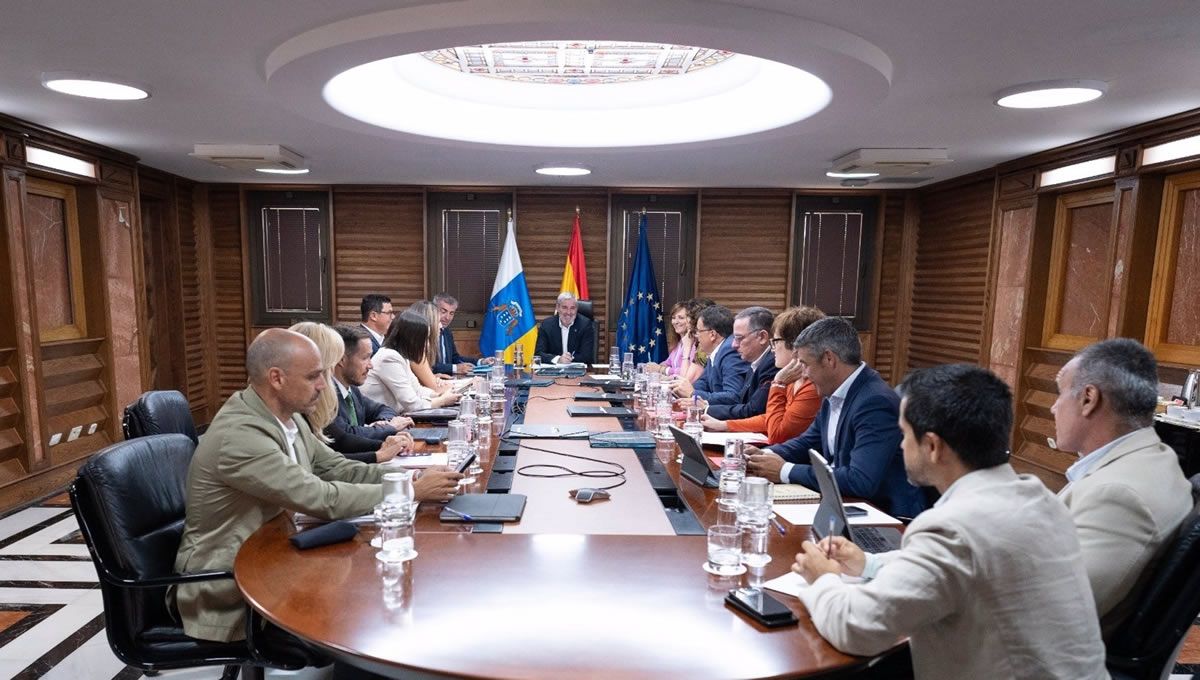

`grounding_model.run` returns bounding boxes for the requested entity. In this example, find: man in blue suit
[330,325,411,442]
[432,292,488,374]
[359,293,393,355]
[705,306,778,420]
[746,317,928,519]
[672,305,751,405]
